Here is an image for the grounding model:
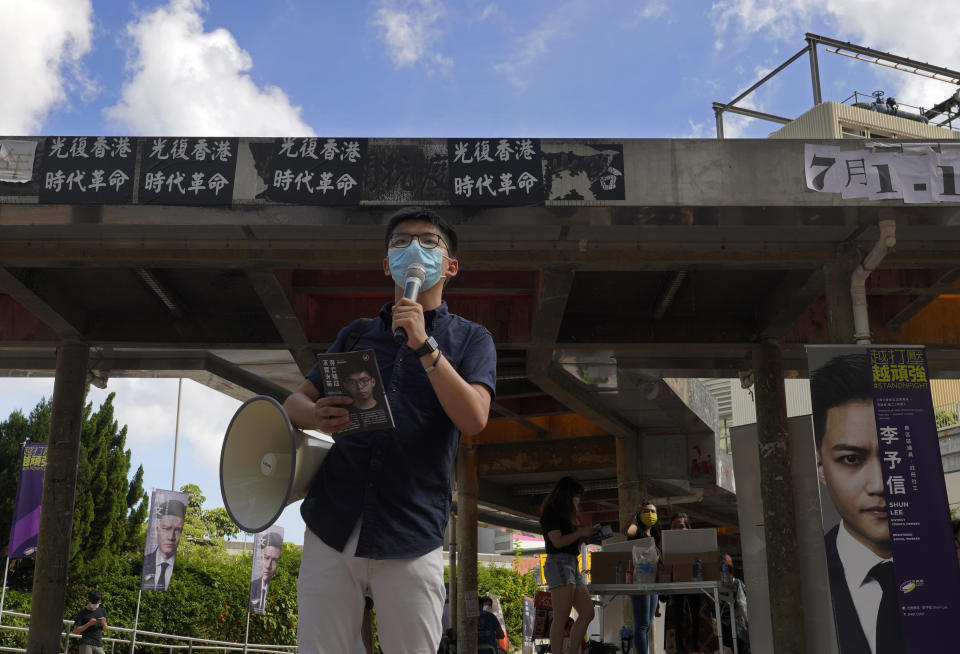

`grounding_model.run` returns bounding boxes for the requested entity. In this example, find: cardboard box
[661,527,717,555]
[589,551,633,584]
[662,551,721,582]
[661,528,720,583]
